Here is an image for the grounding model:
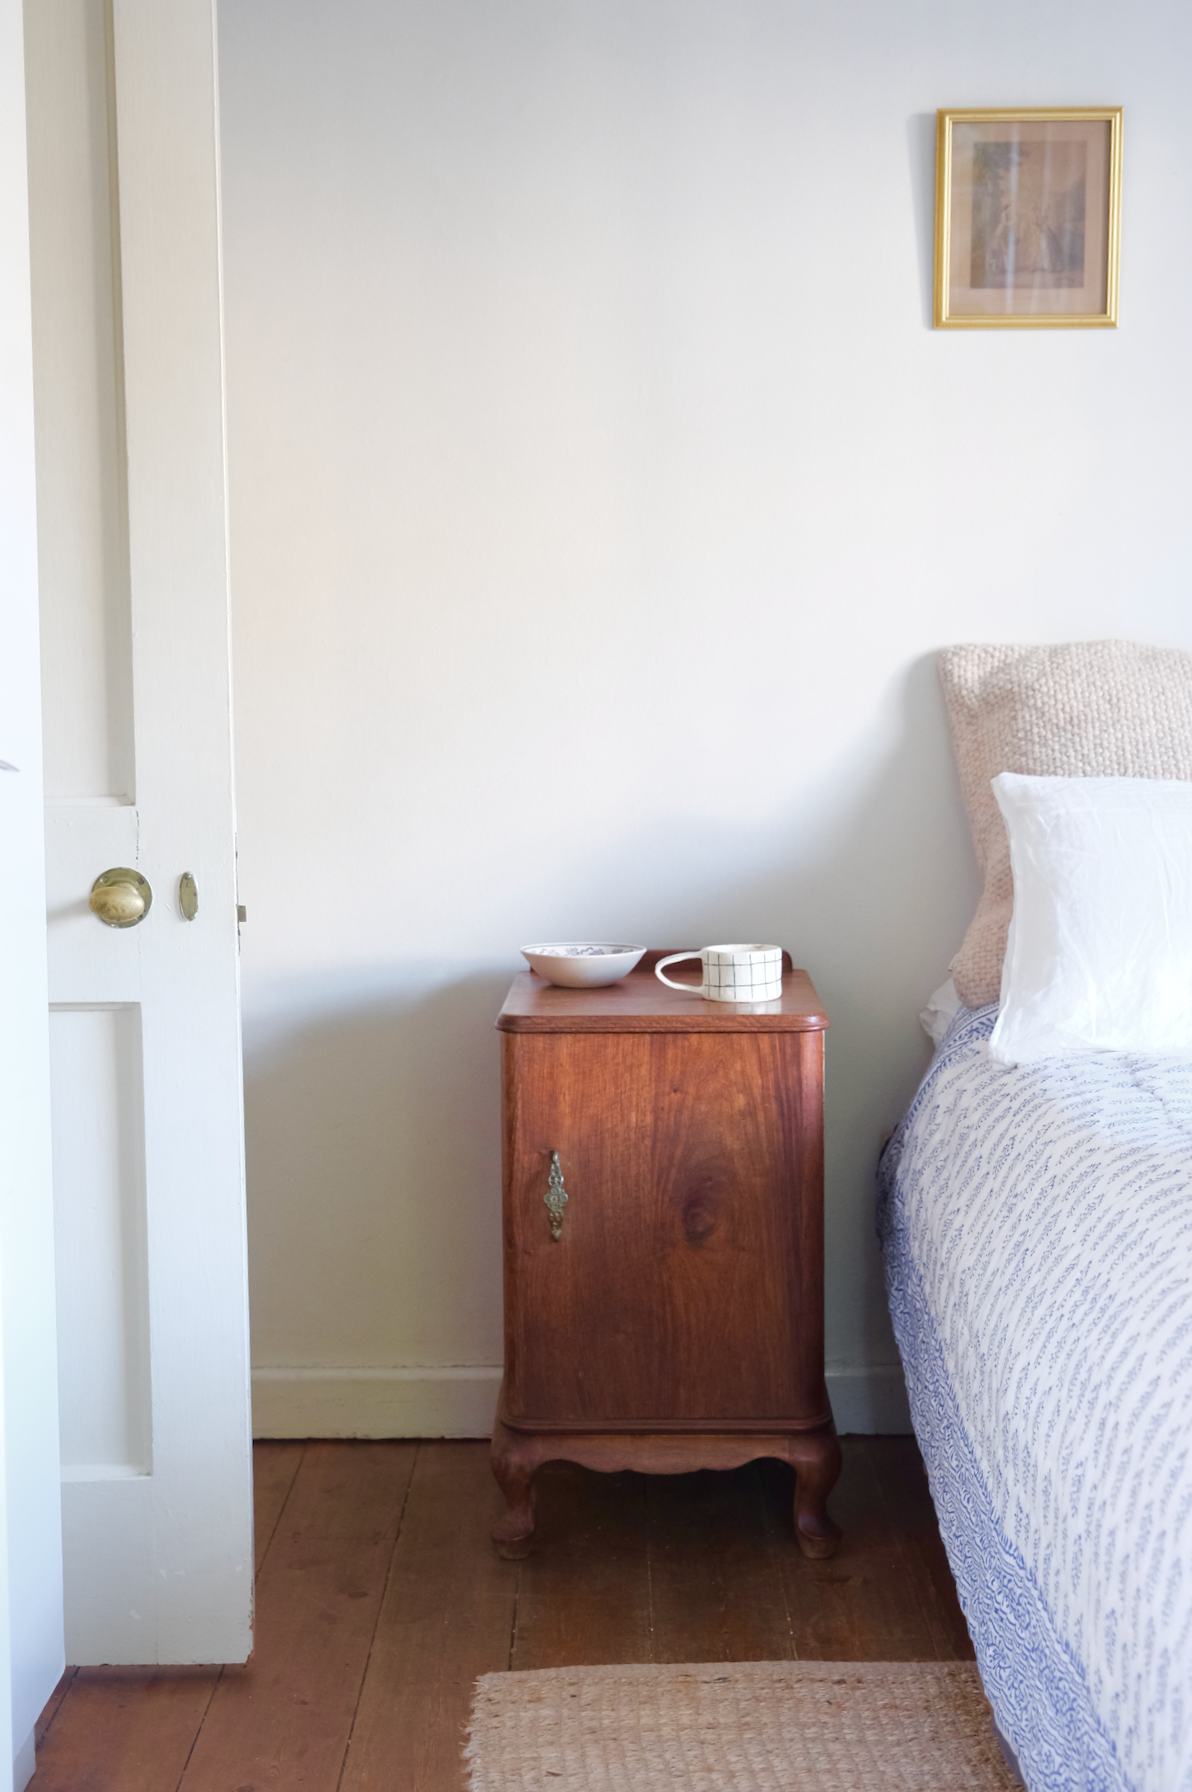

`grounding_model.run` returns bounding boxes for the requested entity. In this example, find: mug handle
[655,951,703,993]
